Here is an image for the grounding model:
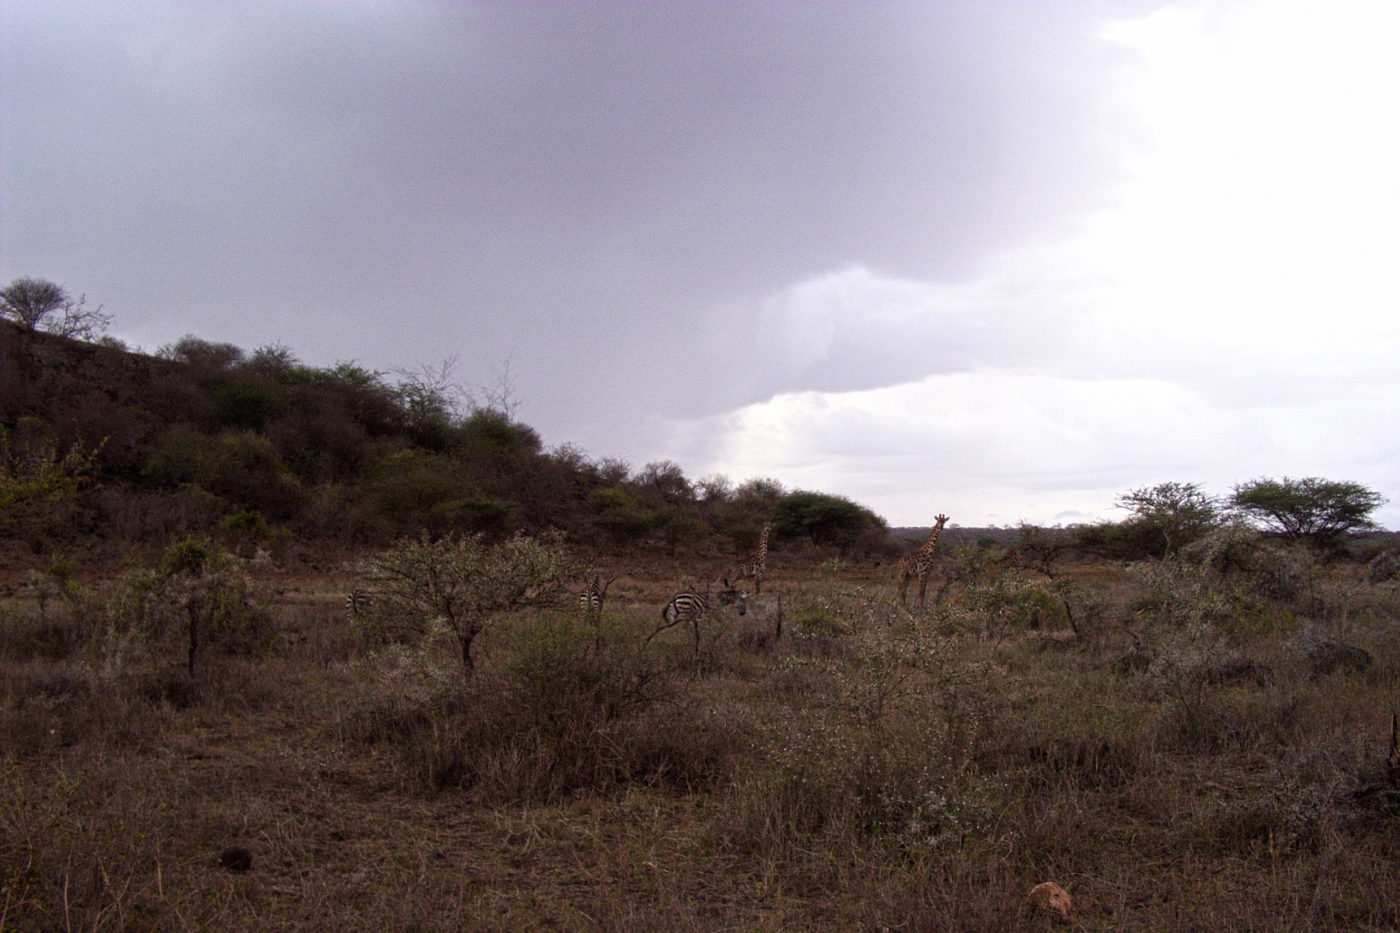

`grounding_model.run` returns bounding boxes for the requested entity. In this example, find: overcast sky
[4,1,1397,529]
